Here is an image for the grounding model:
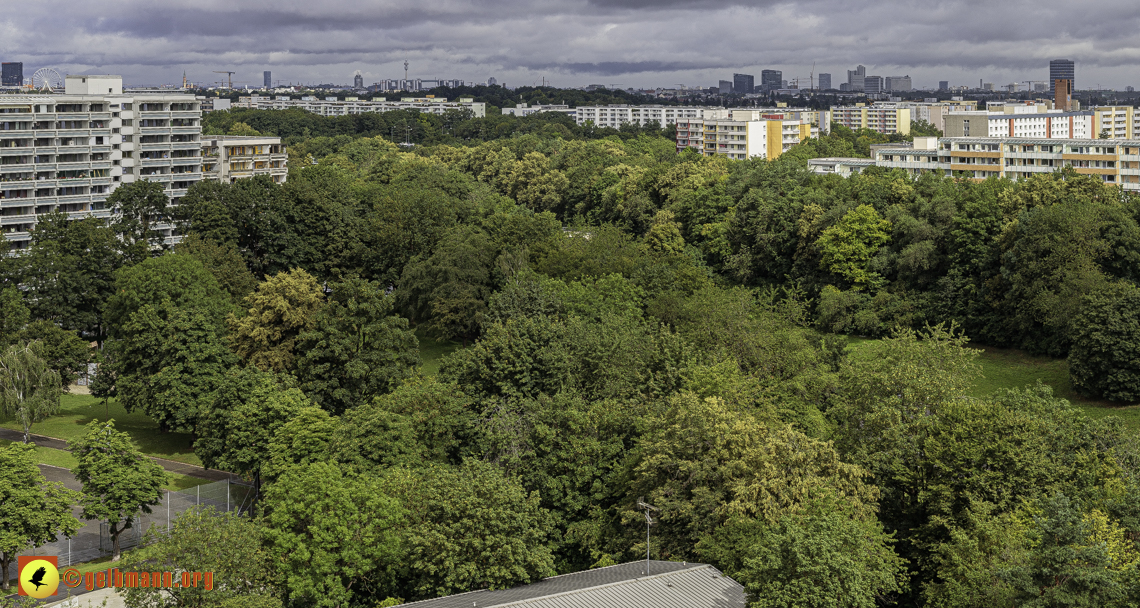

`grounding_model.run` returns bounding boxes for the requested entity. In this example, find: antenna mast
[637,497,658,576]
